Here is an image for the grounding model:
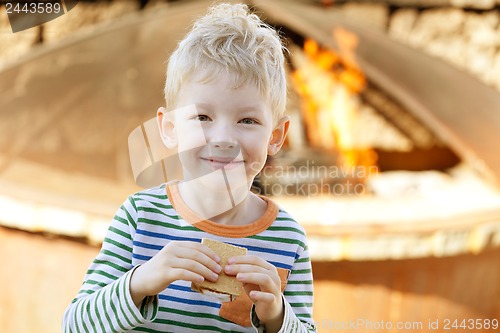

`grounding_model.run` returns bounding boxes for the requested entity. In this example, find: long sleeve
[62,197,158,333]
[251,243,317,332]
